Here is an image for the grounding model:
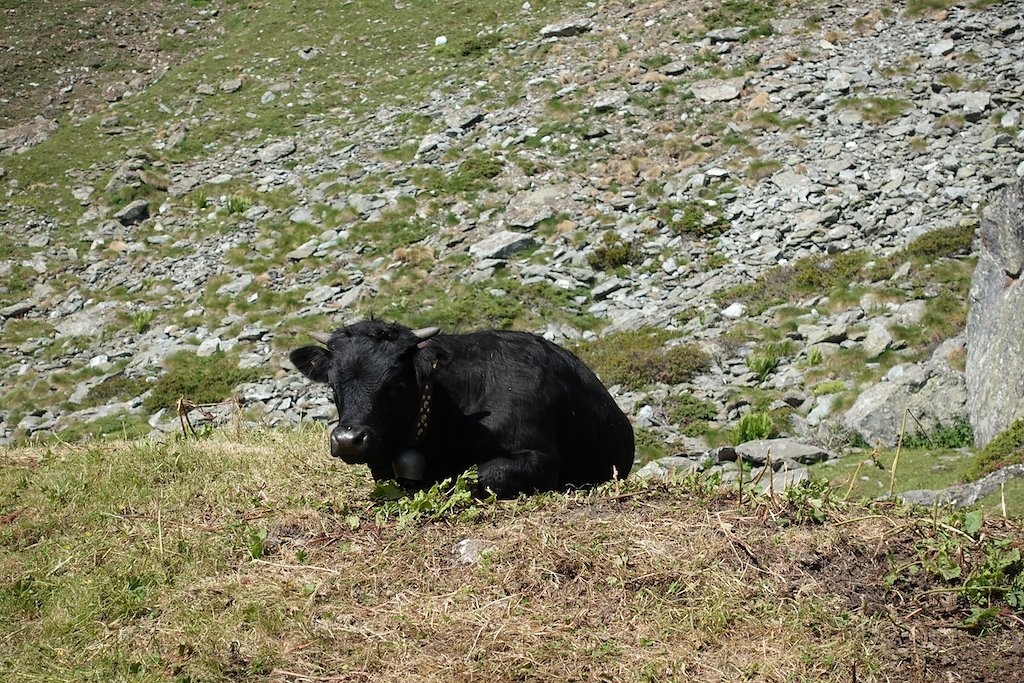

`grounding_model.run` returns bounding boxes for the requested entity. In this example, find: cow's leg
[477,449,558,498]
